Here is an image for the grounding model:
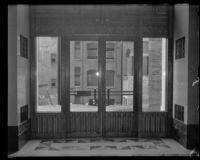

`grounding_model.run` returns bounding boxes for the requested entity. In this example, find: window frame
[141,37,168,112]
[35,36,61,113]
